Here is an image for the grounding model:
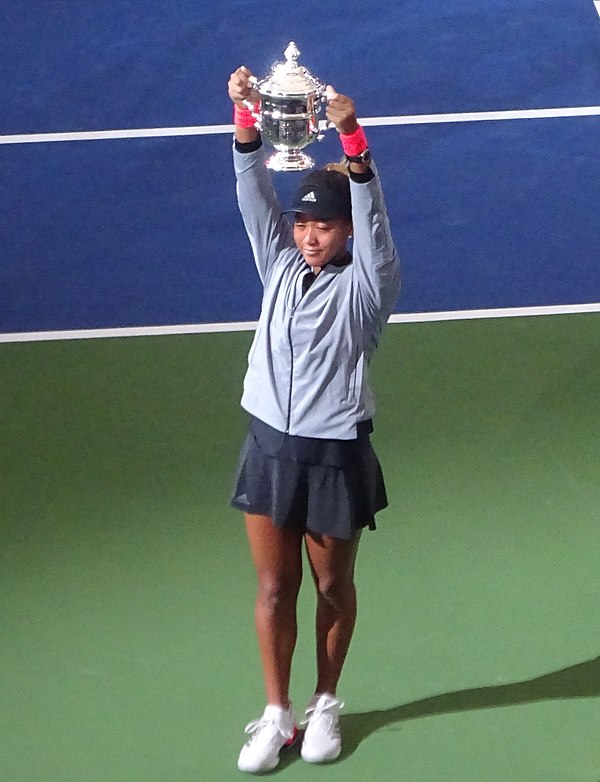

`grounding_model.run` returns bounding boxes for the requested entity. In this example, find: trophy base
[265,149,315,172]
